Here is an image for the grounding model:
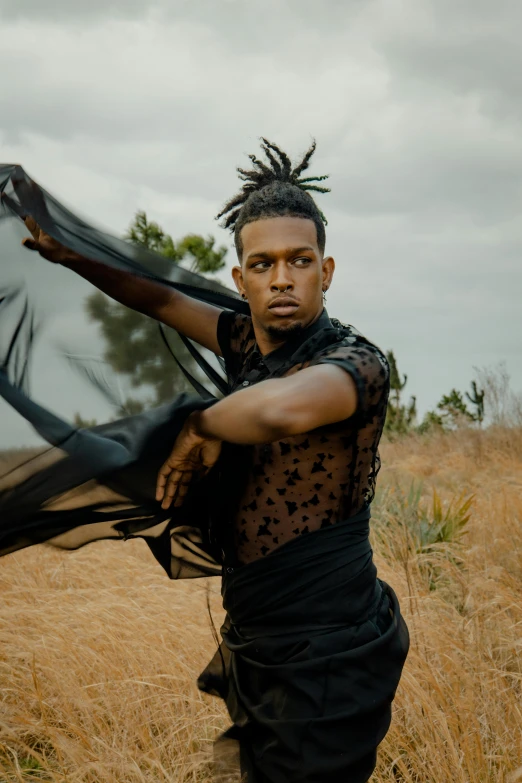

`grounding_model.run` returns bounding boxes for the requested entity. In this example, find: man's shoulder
[310,318,390,416]
[320,318,388,367]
